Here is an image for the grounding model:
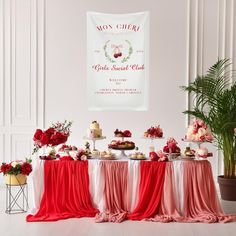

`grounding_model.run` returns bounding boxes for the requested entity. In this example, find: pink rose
[197,119,204,127]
